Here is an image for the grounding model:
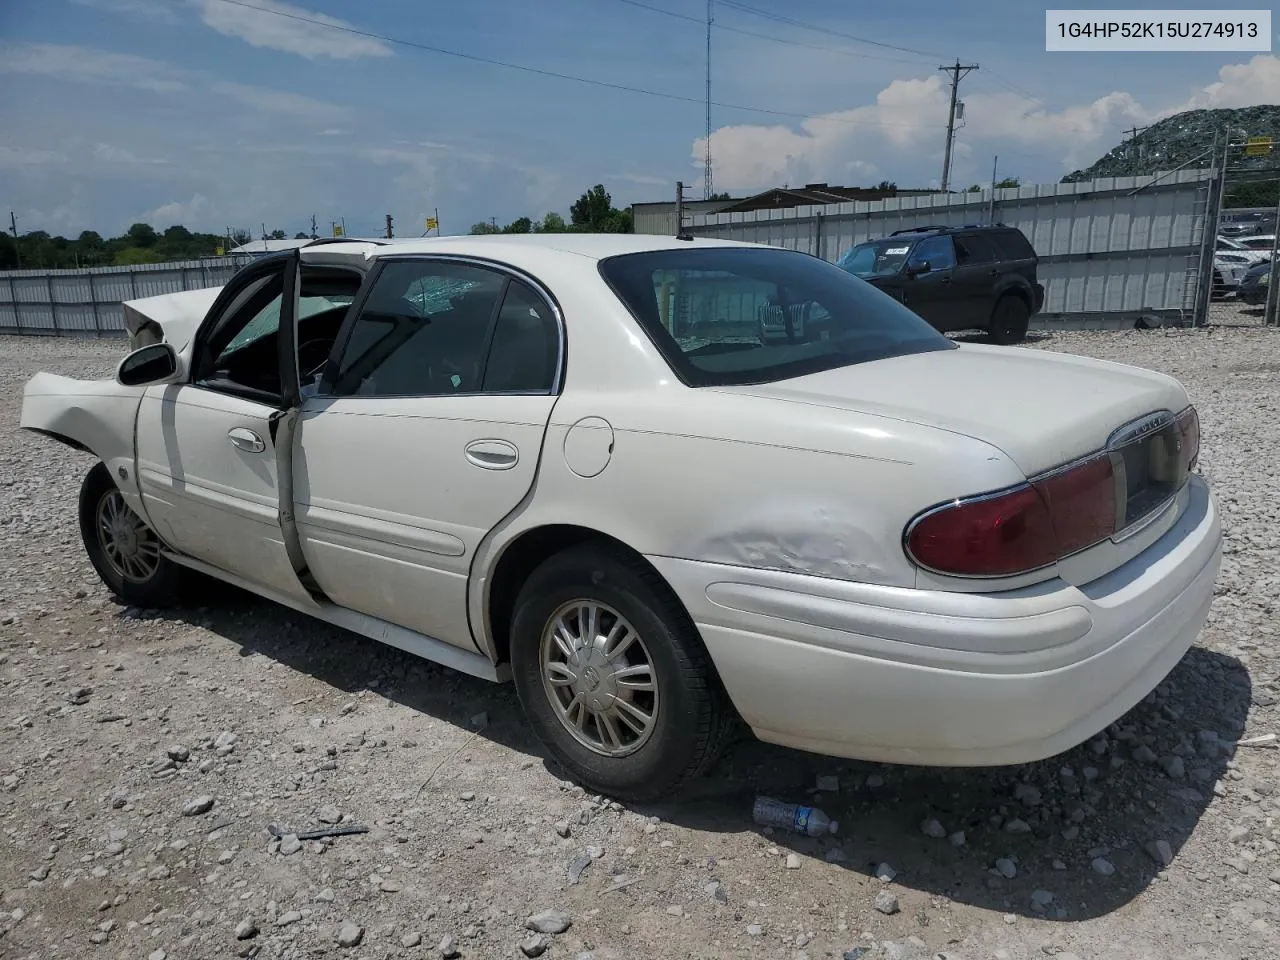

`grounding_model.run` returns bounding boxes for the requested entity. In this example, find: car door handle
[228,427,266,453]
[464,439,519,470]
